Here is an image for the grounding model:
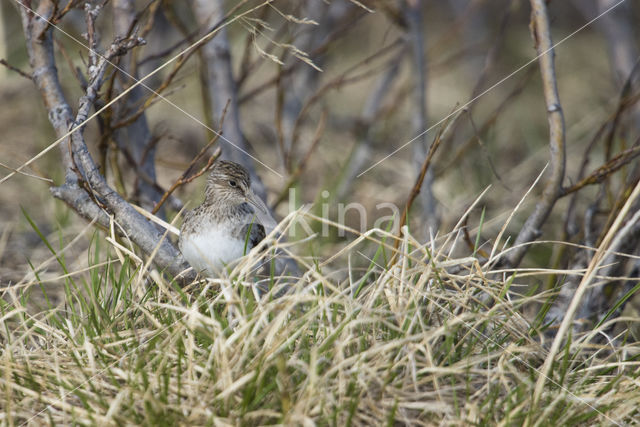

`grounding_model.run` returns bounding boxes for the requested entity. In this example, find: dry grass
[1,208,639,425]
